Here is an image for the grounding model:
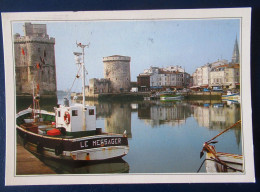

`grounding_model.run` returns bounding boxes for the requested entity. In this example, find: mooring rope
[206,120,241,143]
[66,65,82,98]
